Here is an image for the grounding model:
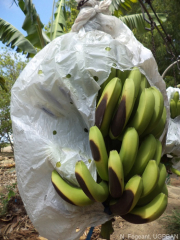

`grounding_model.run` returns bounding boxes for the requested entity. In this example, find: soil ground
[0,146,180,240]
